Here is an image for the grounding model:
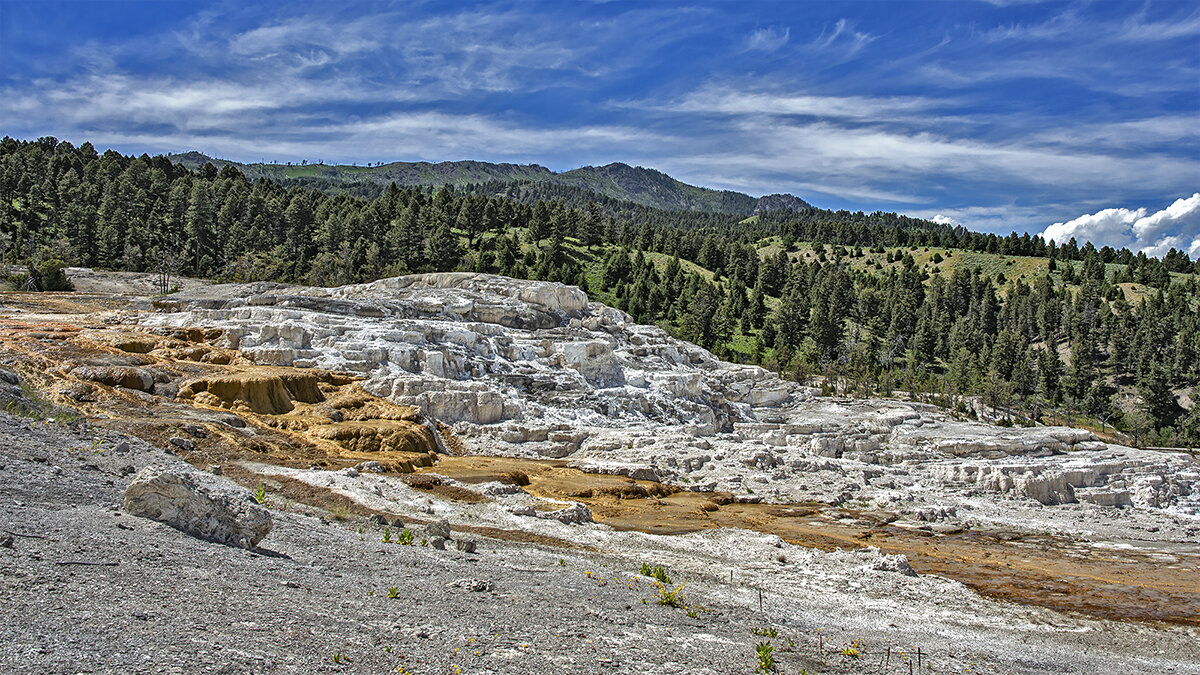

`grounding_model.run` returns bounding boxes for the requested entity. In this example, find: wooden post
[917,647,922,670]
